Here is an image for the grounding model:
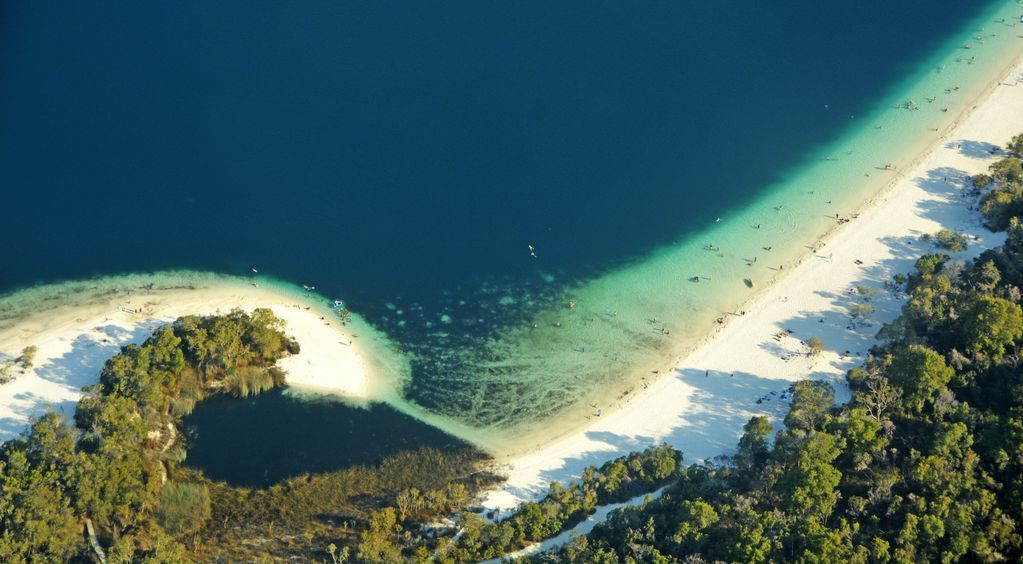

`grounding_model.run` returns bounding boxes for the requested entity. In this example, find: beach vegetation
[156,482,211,536]
[980,189,1019,229]
[928,228,969,252]
[395,487,425,521]
[734,416,773,475]
[16,345,37,370]
[224,365,276,397]
[806,335,824,356]
[961,295,1023,363]
[228,443,679,562]
[1008,132,1023,156]
[980,156,1023,230]
[849,301,875,323]
[990,156,1022,187]
[0,362,13,384]
[854,284,876,296]
[0,414,82,562]
[327,542,351,564]
[784,379,834,432]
